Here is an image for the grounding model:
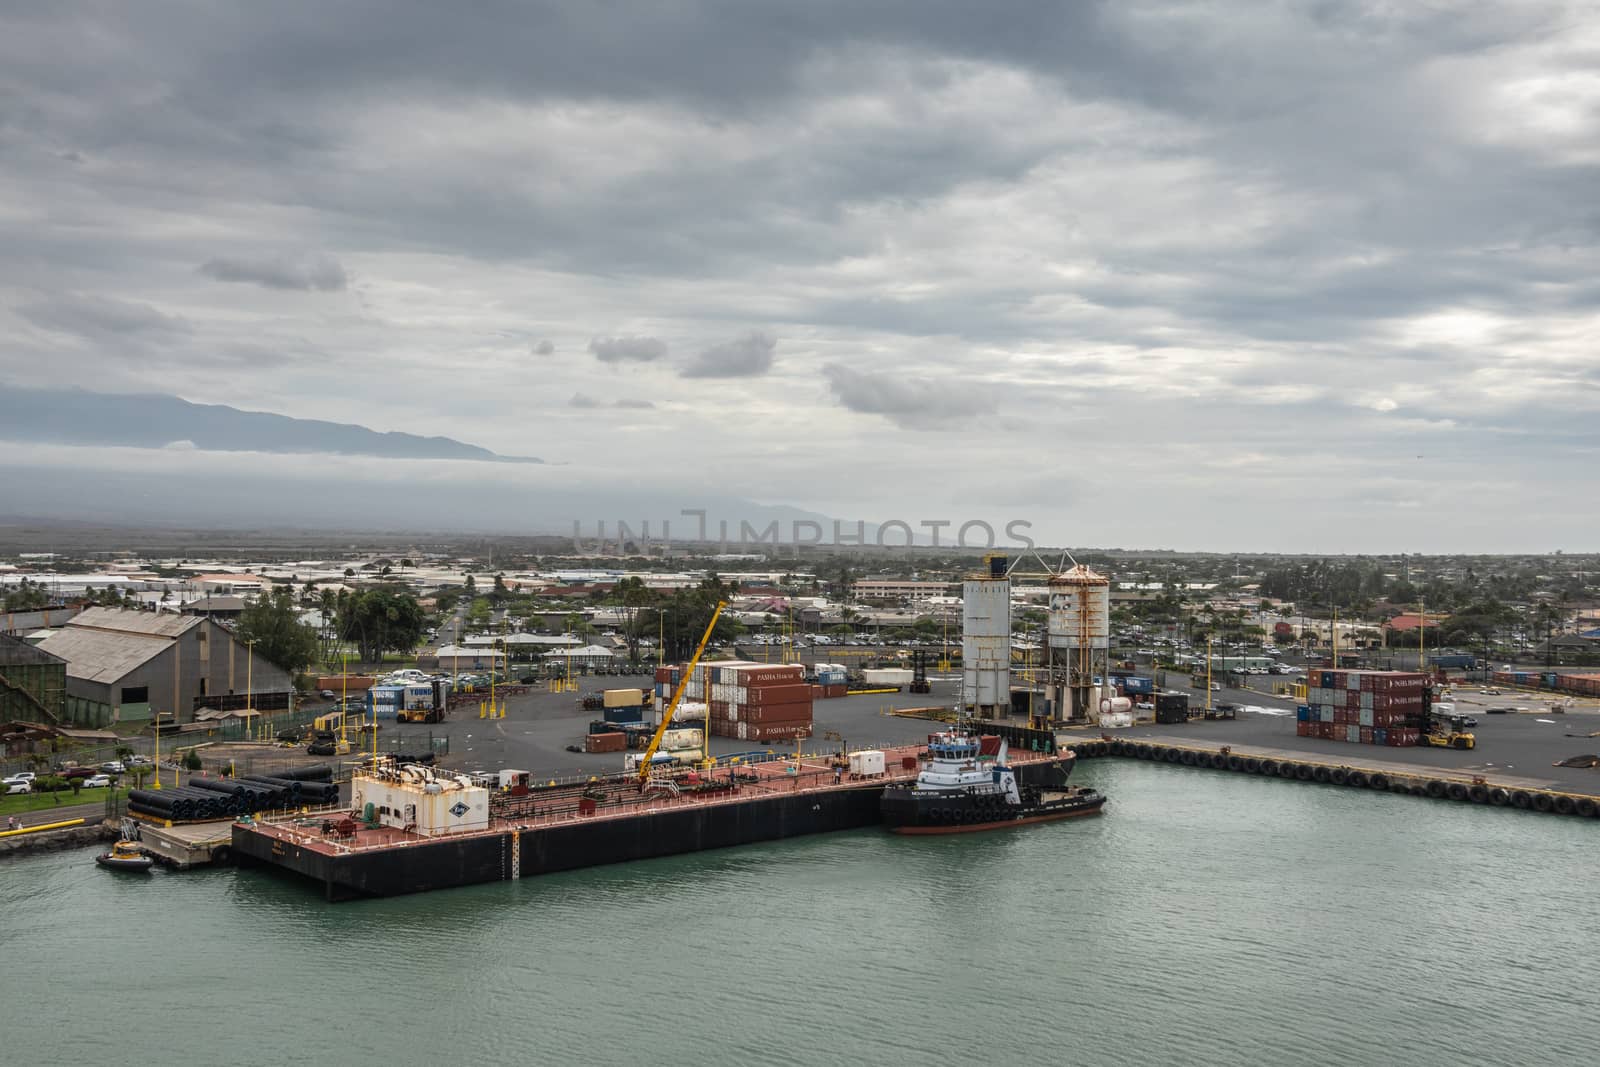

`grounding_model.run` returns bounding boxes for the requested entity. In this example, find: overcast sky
[2,2,1596,552]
